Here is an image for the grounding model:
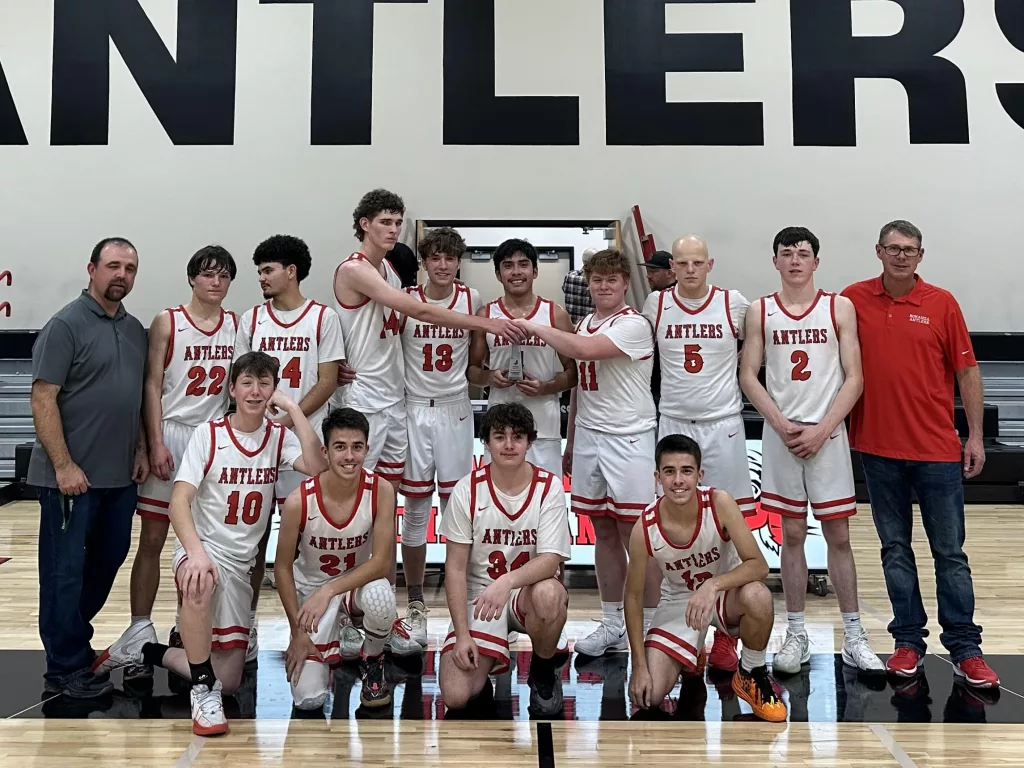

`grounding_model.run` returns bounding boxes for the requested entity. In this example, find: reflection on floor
[13,650,1016,724]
